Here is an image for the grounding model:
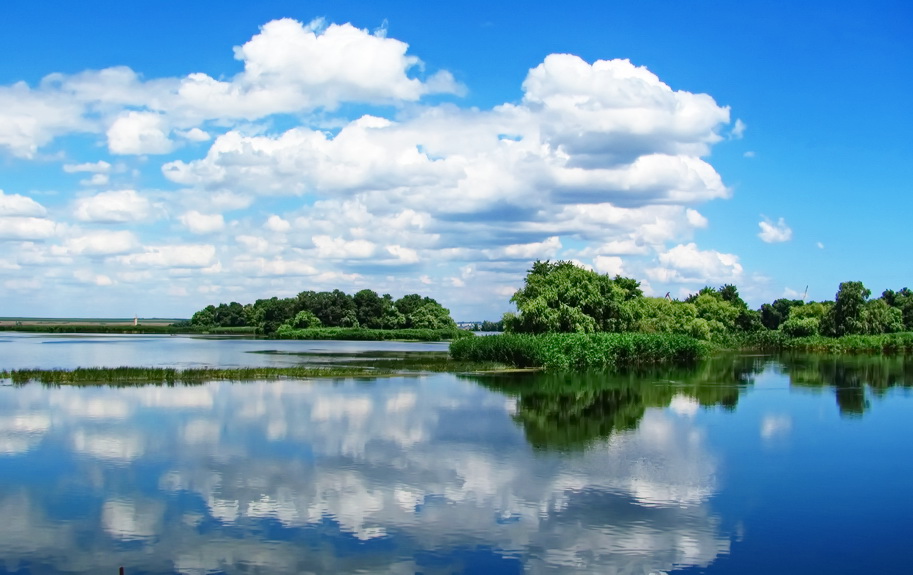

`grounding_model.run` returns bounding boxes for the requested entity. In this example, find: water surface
[1,335,911,574]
